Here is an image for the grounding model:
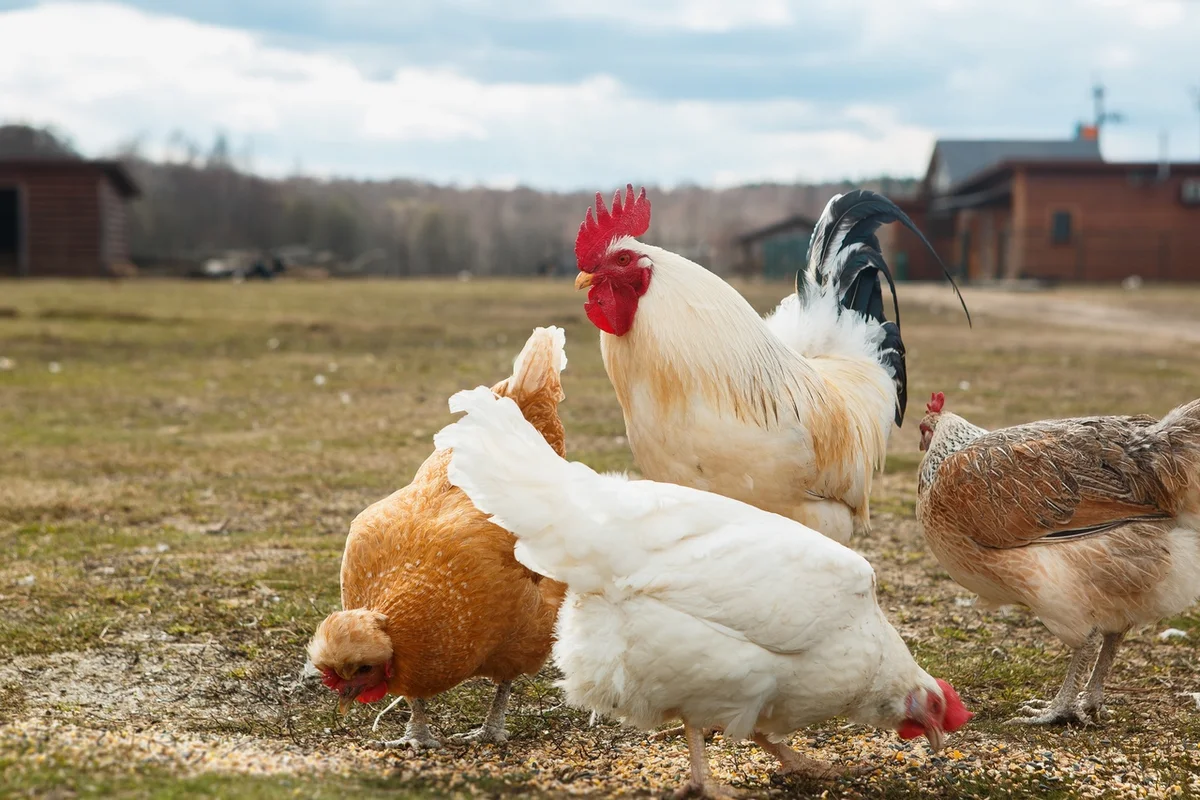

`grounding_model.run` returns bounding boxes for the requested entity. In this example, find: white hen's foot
[673,722,739,800]
[753,734,862,781]
[672,779,740,799]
